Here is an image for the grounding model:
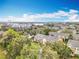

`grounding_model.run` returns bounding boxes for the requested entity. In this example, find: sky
[0,0,79,22]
